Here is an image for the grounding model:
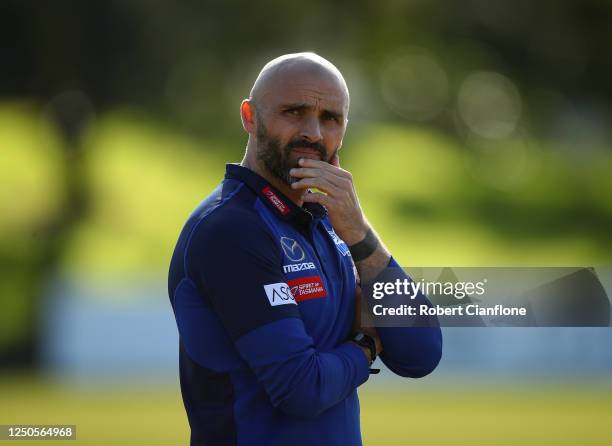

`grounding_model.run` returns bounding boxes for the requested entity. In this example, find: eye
[284,108,301,116]
[322,113,339,122]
